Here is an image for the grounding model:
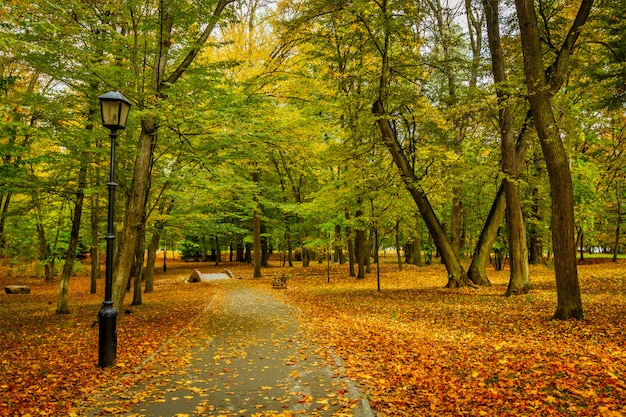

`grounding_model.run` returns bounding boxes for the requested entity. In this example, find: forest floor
[0,254,625,416]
